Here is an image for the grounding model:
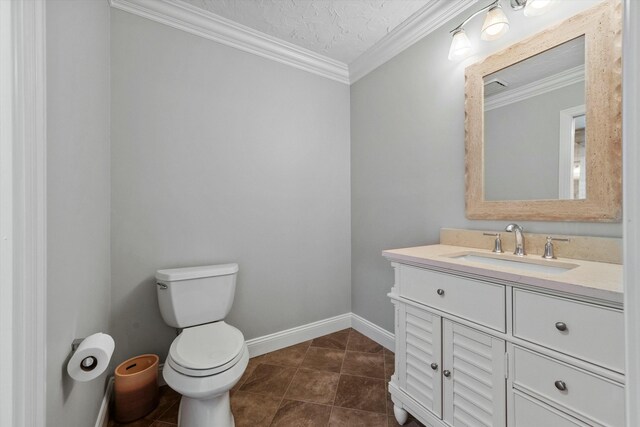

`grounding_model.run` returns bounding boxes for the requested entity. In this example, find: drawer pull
[430,362,438,371]
[437,289,445,296]
[555,322,568,332]
[554,380,567,391]
[443,370,451,378]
